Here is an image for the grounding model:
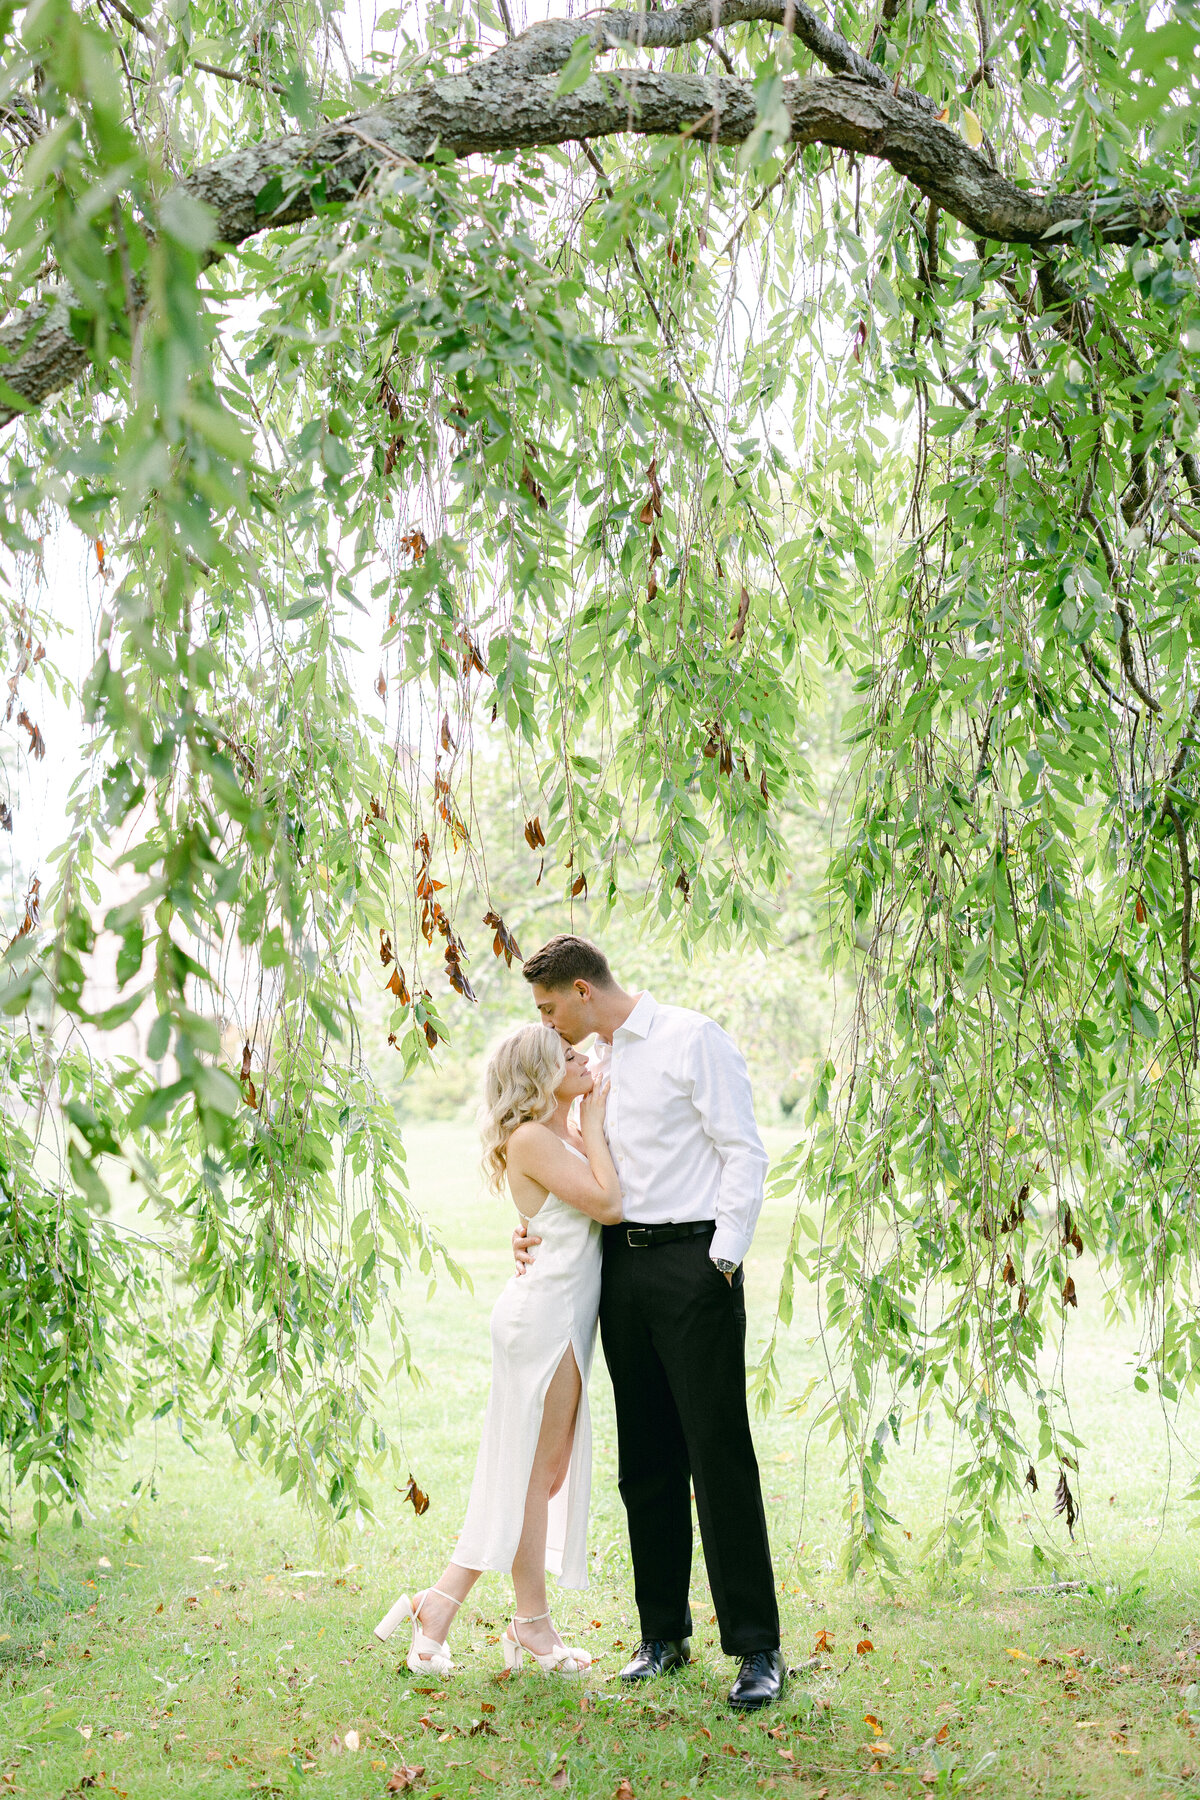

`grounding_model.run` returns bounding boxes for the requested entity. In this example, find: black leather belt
[609,1221,715,1249]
